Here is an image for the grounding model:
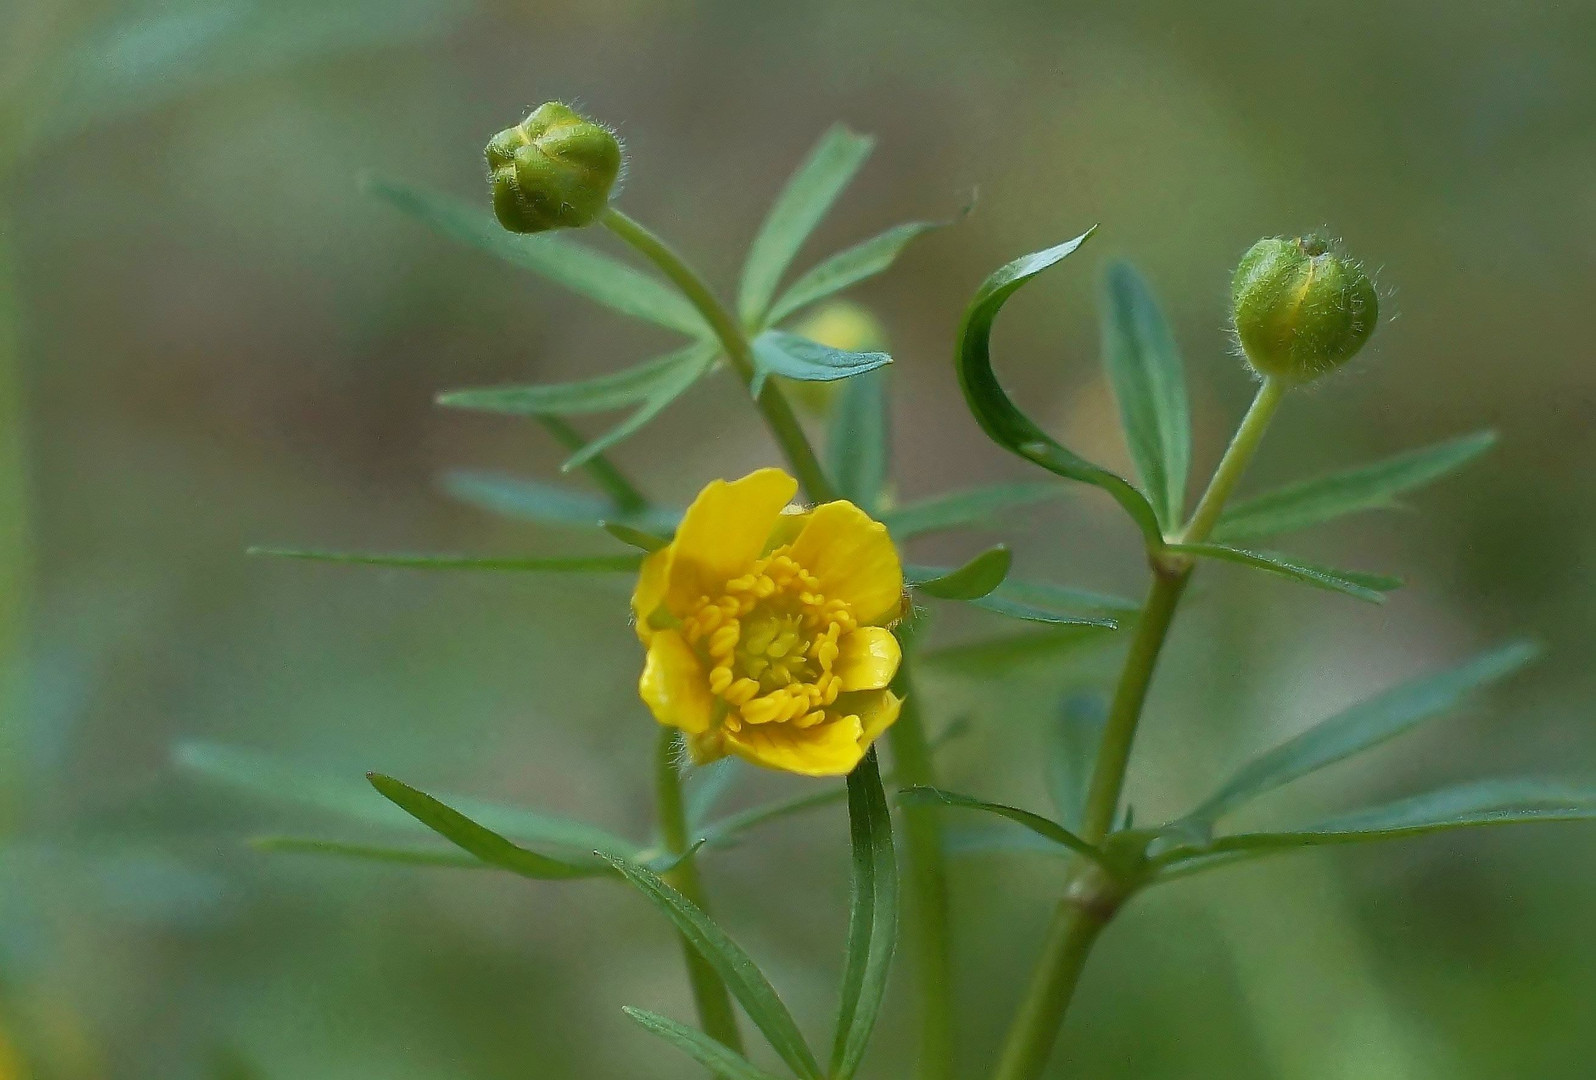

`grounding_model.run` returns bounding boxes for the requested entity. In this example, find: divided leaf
[1214,431,1497,543]
[561,345,720,469]
[603,856,823,1079]
[1100,261,1190,530]
[954,232,1165,547]
[1168,543,1401,603]
[366,178,708,335]
[1185,641,1539,826]
[768,220,943,325]
[750,330,891,398]
[739,125,875,325]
